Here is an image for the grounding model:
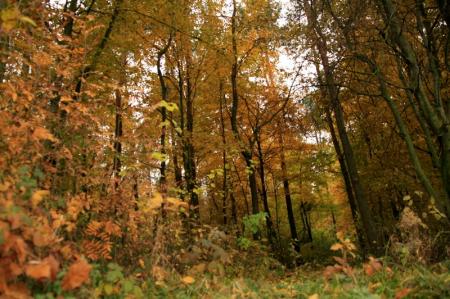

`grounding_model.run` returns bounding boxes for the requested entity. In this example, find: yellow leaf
[104,284,114,295]
[336,231,344,241]
[330,243,343,251]
[308,294,319,299]
[31,190,49,206]
[181,276,195,284]
[0,7,20,32]
[138,259,145,269]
